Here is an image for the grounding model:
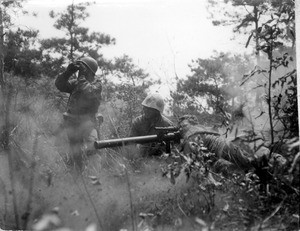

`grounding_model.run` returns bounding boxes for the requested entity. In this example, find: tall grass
[22,132,38,230]
[4,86,20,229]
